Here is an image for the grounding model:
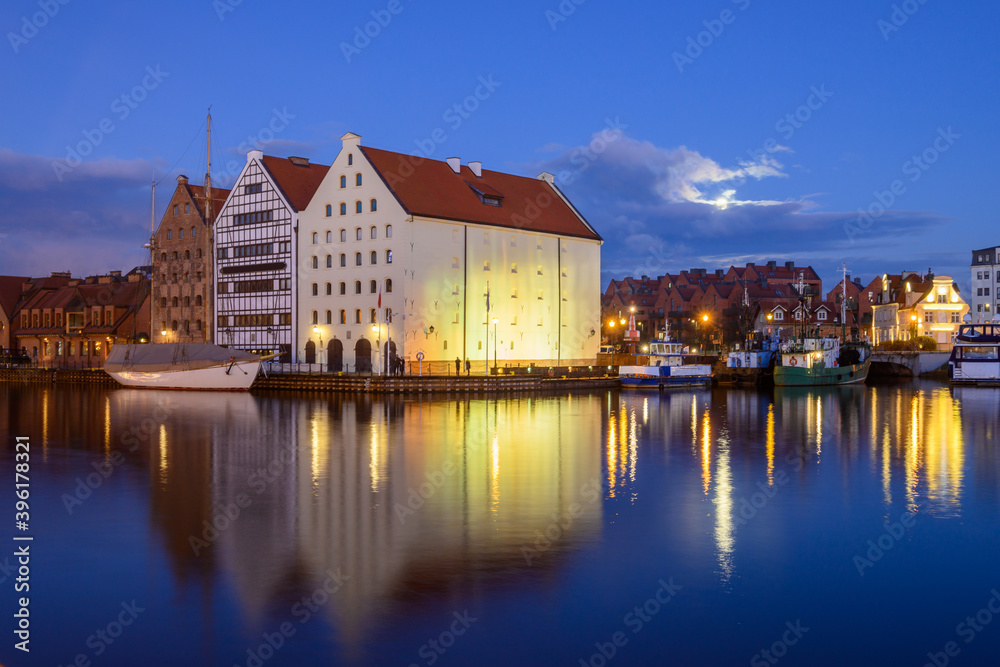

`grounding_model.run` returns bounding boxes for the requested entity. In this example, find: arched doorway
[304,340,316,364]
[328,338,343,372]
[384,341,397,374]
[355,338,372,373]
